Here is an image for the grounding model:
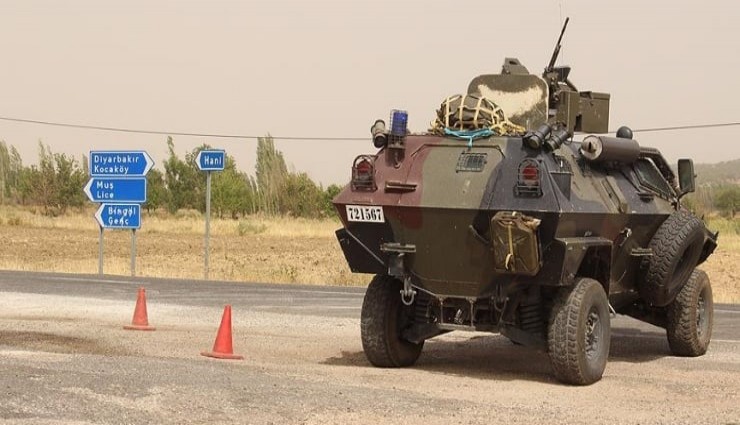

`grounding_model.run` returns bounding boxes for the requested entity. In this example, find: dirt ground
[0,288,738,425]
[705,247,740,303]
